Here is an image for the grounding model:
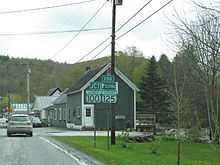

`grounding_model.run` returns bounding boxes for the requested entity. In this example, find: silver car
[7,114,33,137]
[0,118,8,128]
